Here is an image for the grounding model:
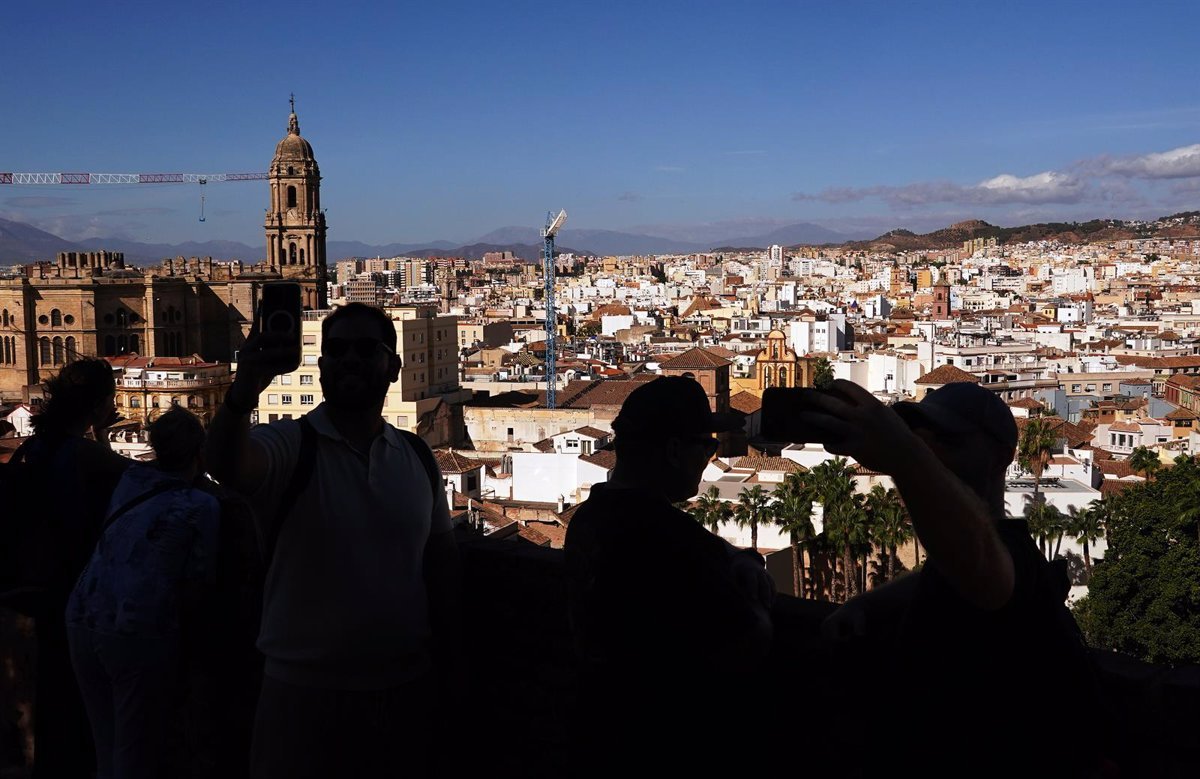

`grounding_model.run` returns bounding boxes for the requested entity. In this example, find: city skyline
[2,0,1198,249]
